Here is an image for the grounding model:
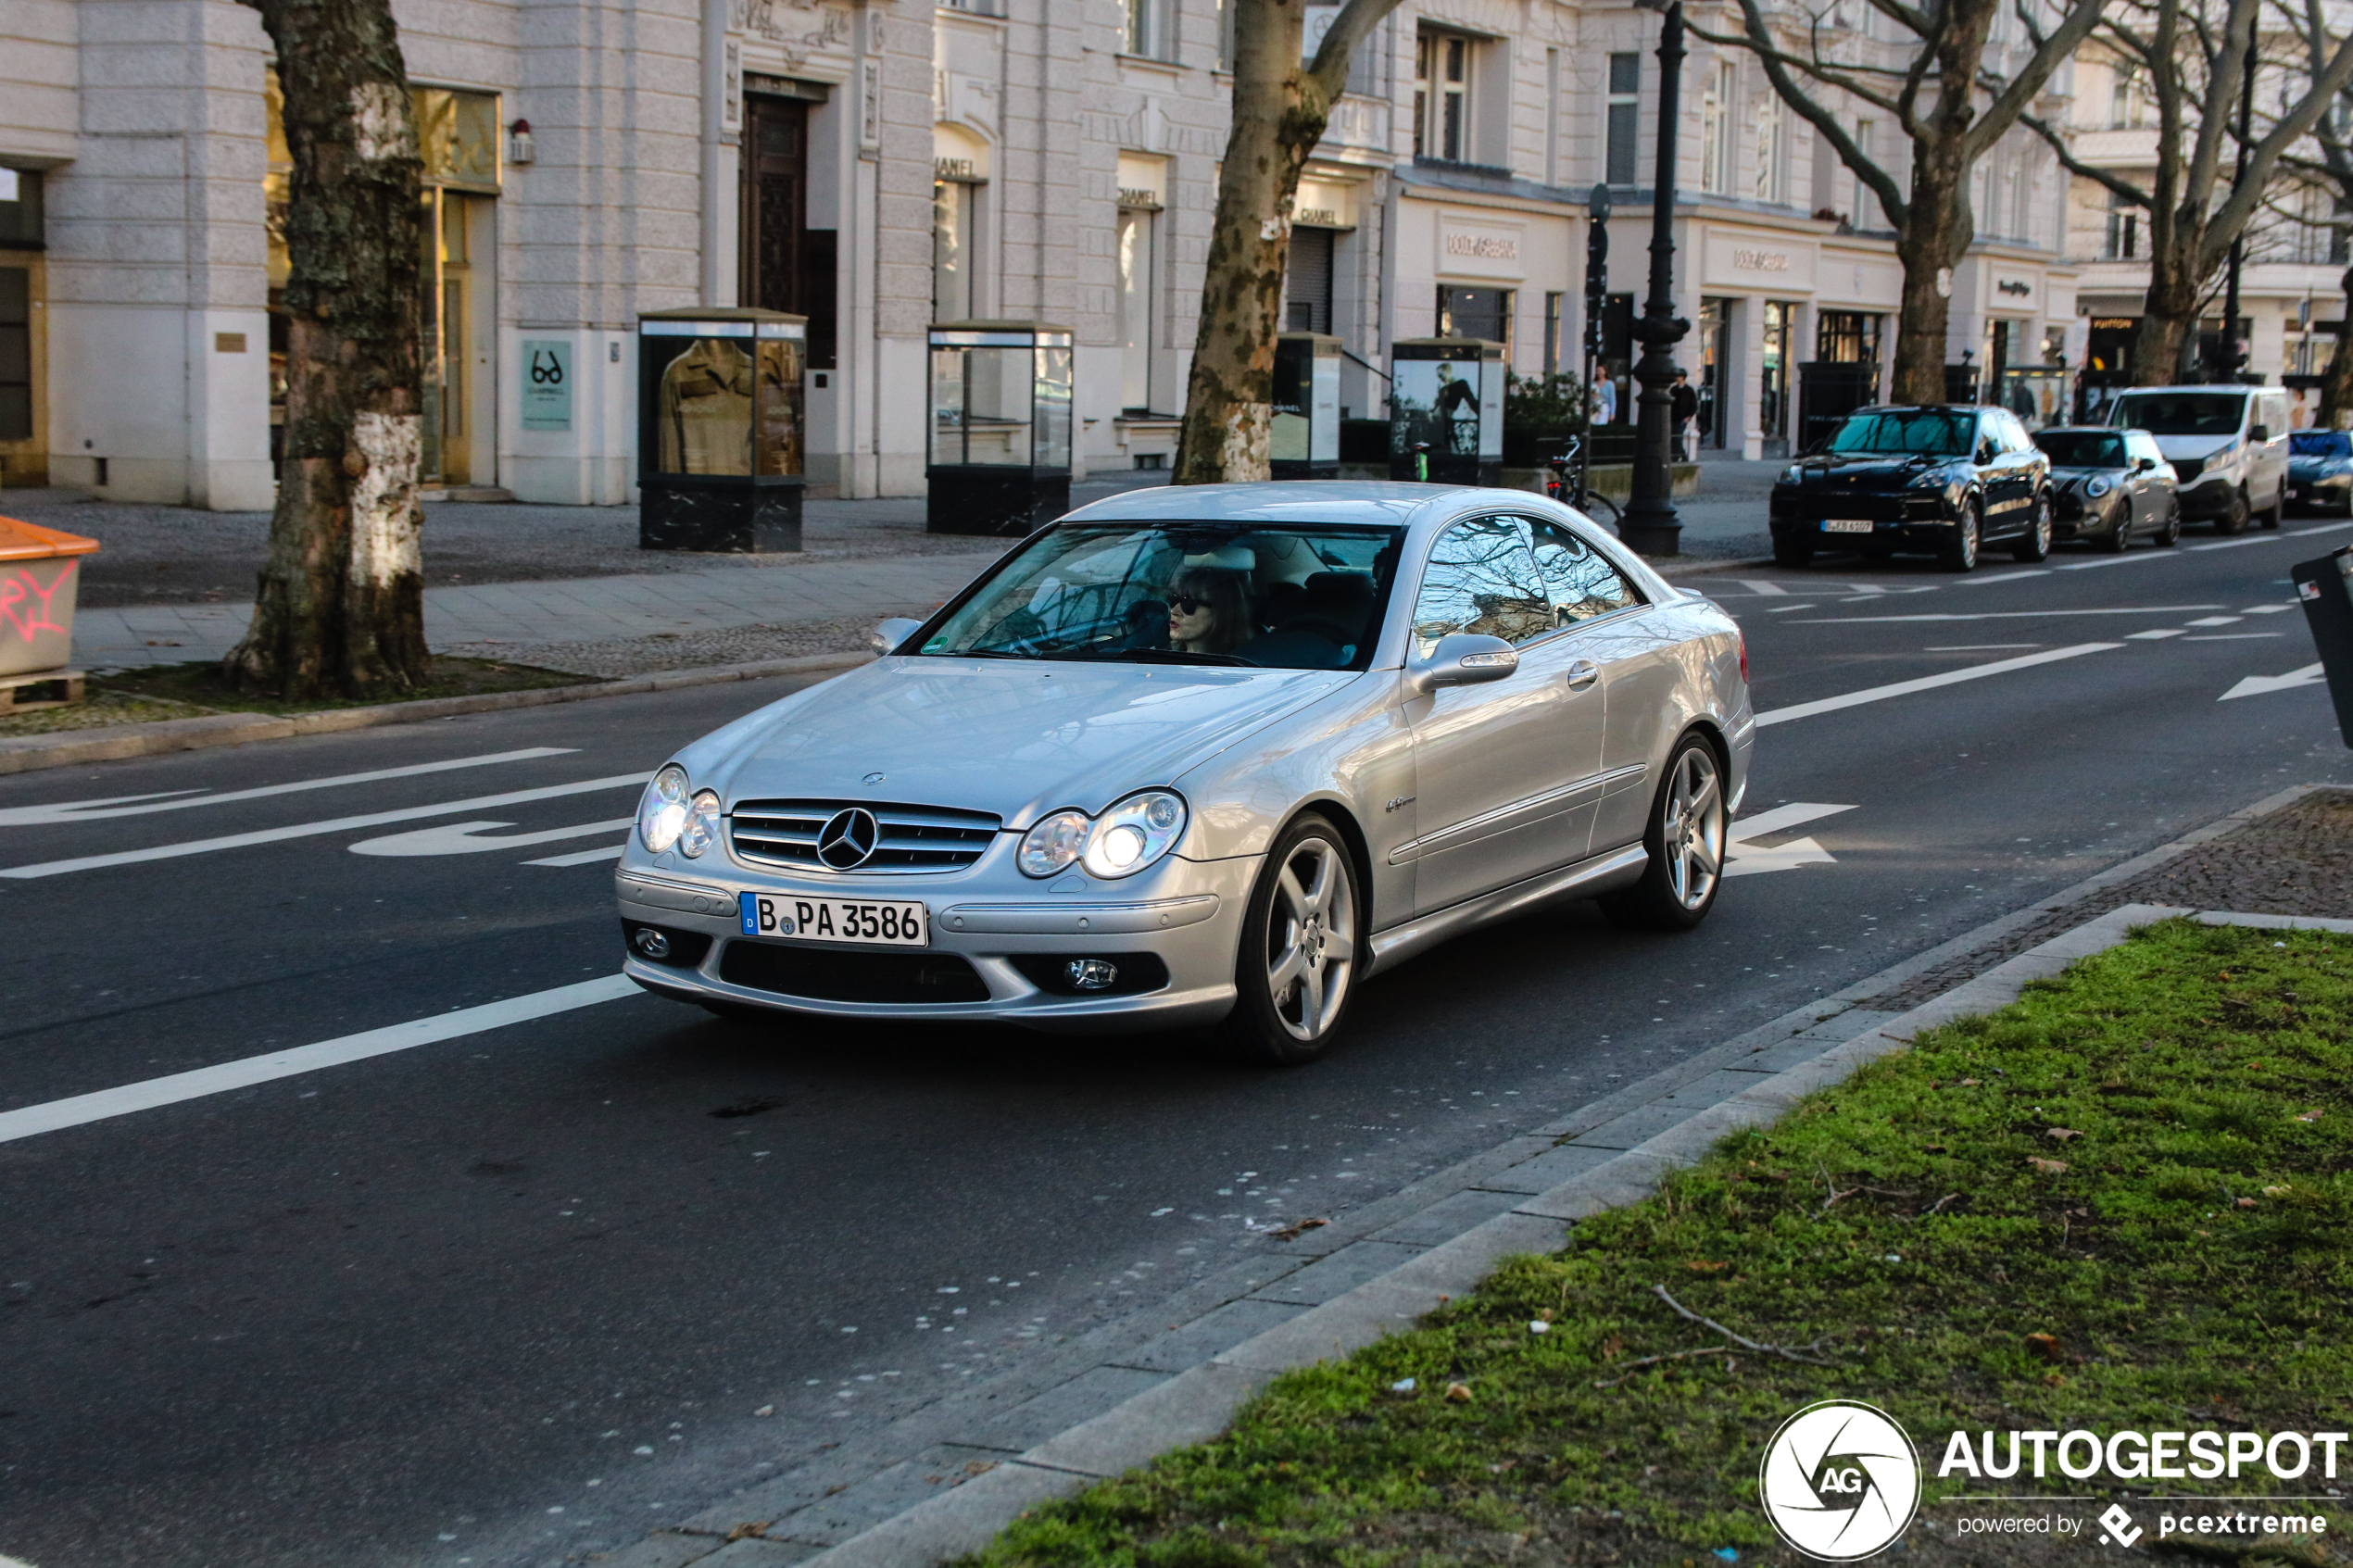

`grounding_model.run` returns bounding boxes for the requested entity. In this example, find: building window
[1437,284,1512,351]
[1818,309,1881,365]
[1117,206,1155,412]
[1700,60,1735,195]
[1416,30,1472,162]
[2108,64,2148,129]
[0,168,43,249]
[2103,194,2138,259]
[1605,53,1641,186]
[1542,292,1564,374]
[1123,0,1171,59]
[1285,225,1334,333]
[933,177,975,321]
[1755,94,1783,204]
[1851,119,1874,221]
